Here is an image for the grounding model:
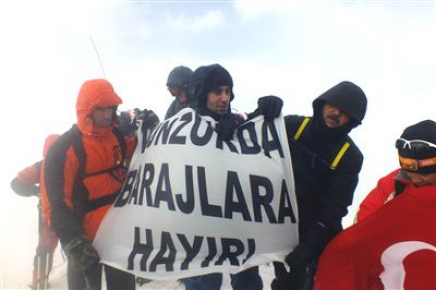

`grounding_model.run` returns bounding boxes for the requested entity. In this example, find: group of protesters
[11,63,435,290]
